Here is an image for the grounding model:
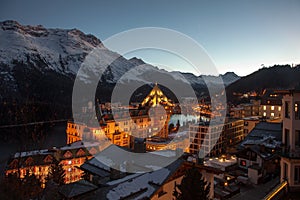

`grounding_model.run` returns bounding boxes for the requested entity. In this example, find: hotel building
[66,83,174,151]
[280,89,300,191]
[5,141,100,185]
[189,118,244,157]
